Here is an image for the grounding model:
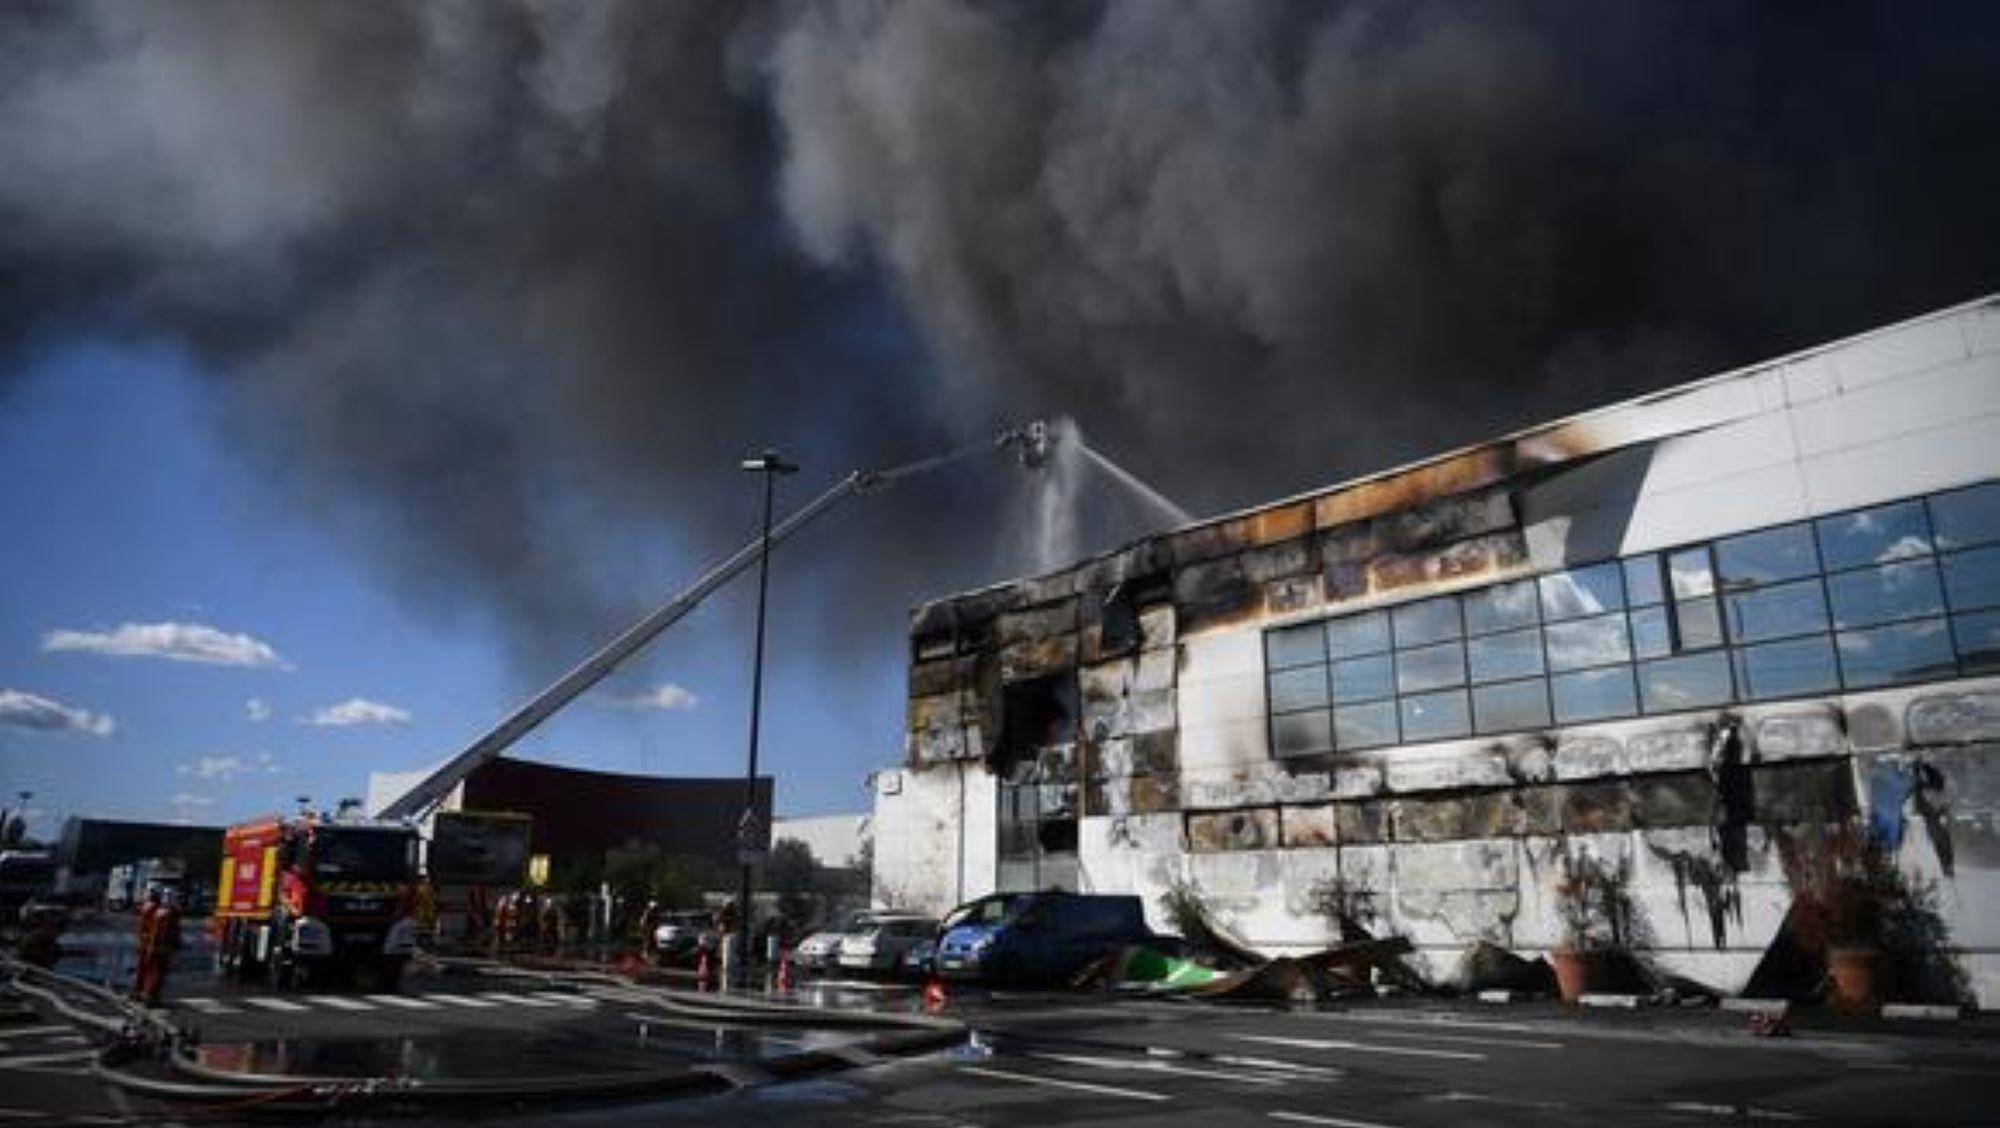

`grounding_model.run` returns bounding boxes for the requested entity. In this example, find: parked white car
[836,913,937,974]
[793,910,874,973]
